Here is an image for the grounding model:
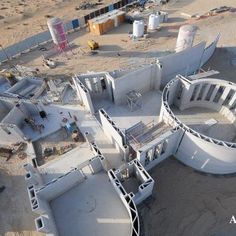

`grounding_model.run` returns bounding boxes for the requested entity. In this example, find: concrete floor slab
[21,106,76,141]
[72,105,126,170]
[172,106,236,142]
[0,109,10,122]
[94,90,162,130]
[50,172,131,236]
[122,176,141,195]
[39,143,94,183]
[0,81,11,94]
